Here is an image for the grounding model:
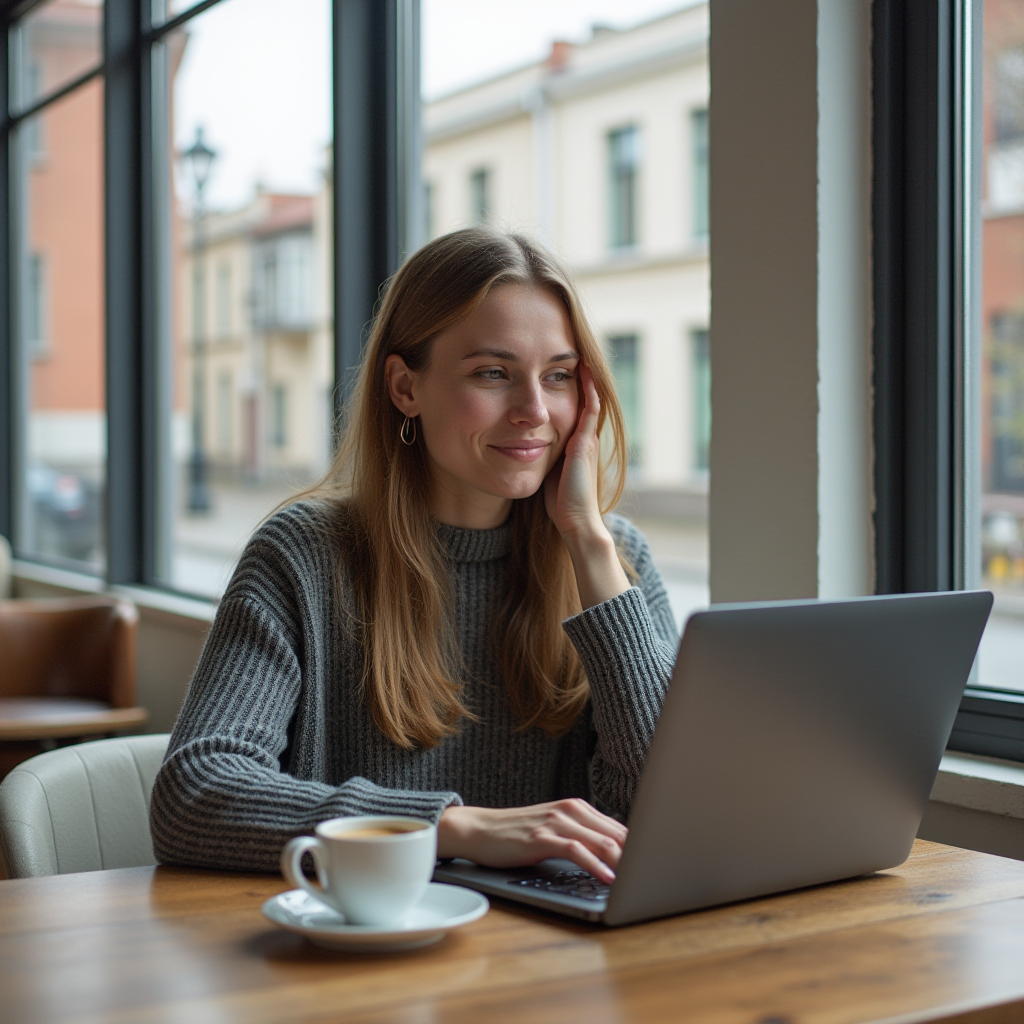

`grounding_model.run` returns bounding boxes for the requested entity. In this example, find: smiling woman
[150,228,678,885]
[384,286,582,529]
